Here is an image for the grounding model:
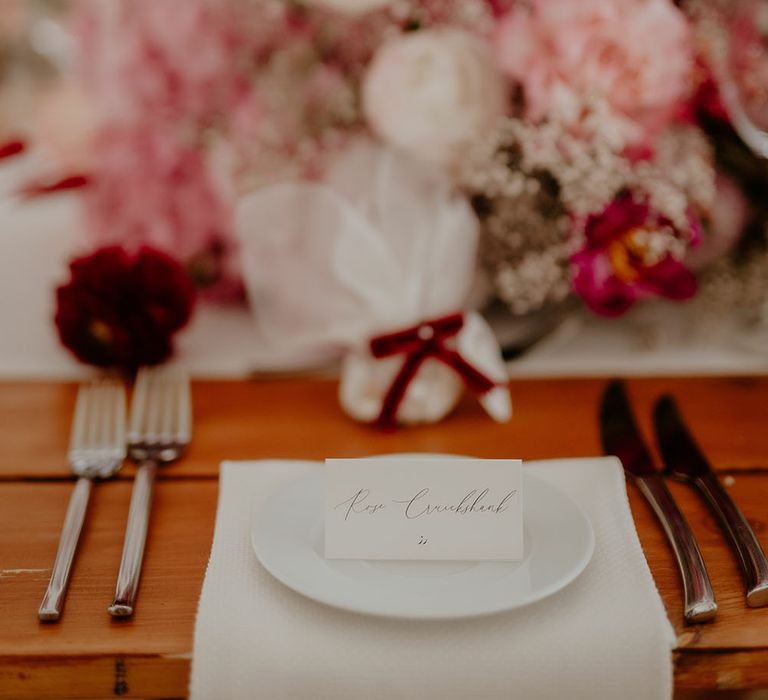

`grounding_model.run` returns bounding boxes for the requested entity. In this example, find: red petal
[640,258,698,300]
[19,174,91,198]
[0,139,26,160]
